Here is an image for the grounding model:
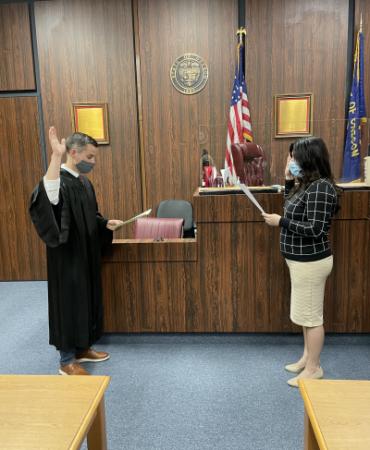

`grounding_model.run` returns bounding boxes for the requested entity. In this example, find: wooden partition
[137,0,238,207]
[102,239,198,332]
[1,0,369,281]
[34,0,142,237]
[0,3,35,91]
[245,0,349,183]
[0,97,46,280]
[102,189,370,333]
